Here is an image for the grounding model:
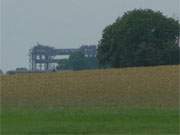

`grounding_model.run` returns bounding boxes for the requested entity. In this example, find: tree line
[58,9,180,71]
